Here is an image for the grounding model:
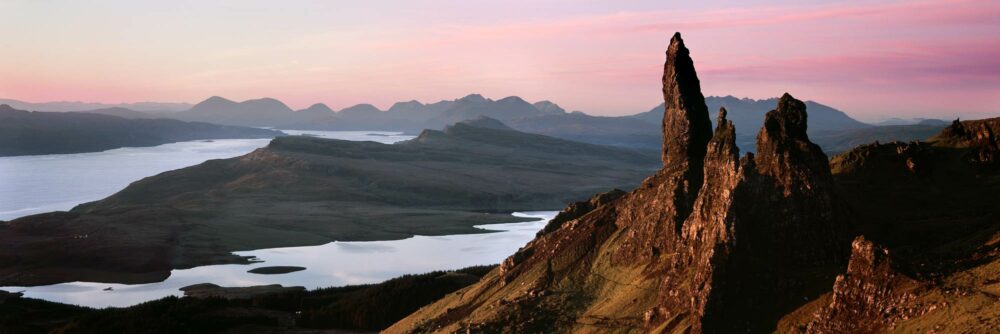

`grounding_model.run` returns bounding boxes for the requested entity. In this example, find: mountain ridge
[0,104,282,156]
